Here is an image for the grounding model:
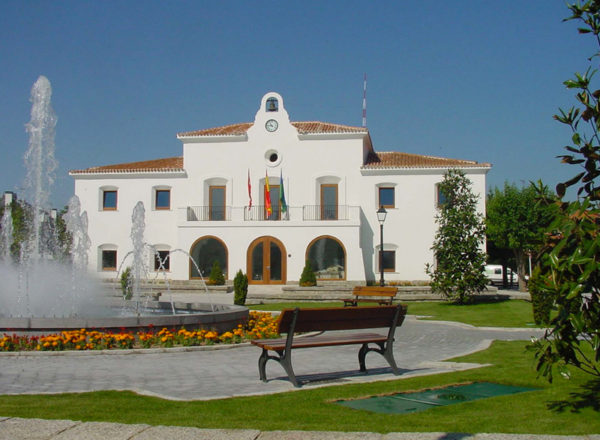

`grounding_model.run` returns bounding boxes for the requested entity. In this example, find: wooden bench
[342,285,398,307]
[250,304,407,387]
